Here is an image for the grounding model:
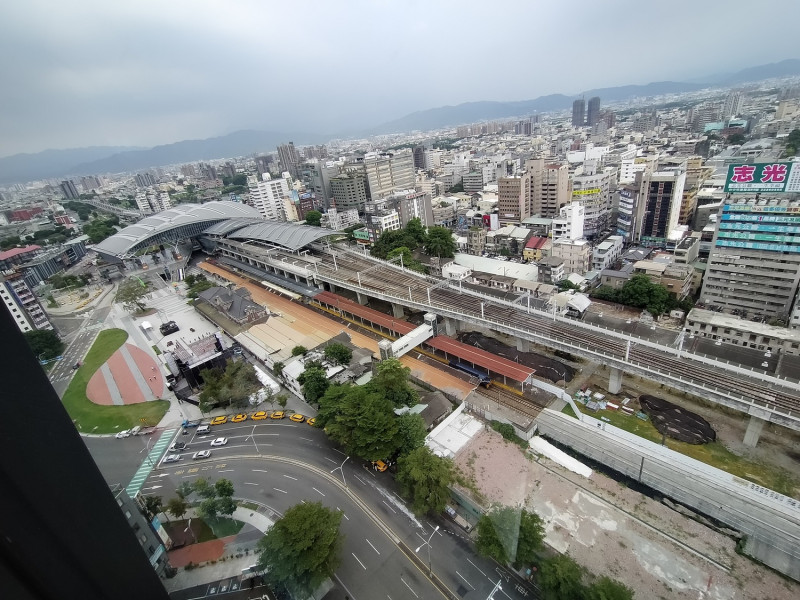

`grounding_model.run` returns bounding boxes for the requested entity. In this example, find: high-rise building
[134,172,156,188]
[633,163,686,246]
[0,273,53,332]
[60,179,80,199]
[497,171,532,224]
[330,172,368,211]
[572,99,585,127]
[248,174,290,220]
[723,91,743,118]
[310,162,341,210]
[528,159,570,218]
[277,142,300,178]
[701,198,800,319]
[363,150,415,200]
[586,96,601,127]
[413,145,426,170]
[571,168,615,238]
[386,189,434,228]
